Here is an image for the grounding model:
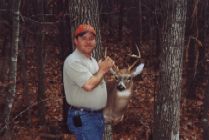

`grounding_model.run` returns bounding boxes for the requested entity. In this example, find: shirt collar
[74,49,93,60]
